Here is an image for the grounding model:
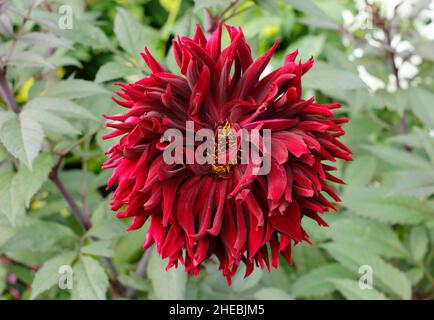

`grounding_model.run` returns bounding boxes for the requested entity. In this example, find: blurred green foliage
[0,0,433,300]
